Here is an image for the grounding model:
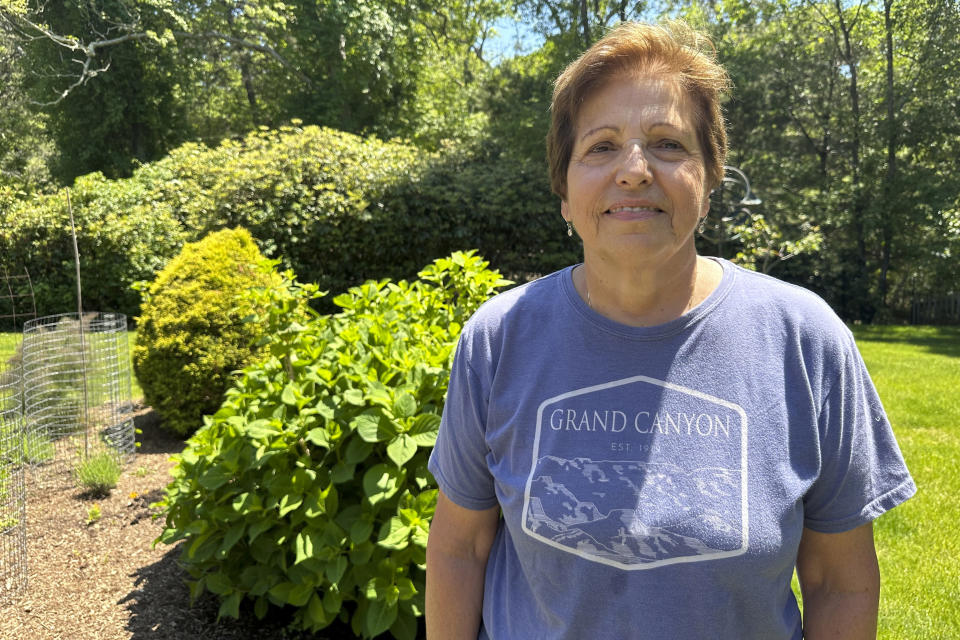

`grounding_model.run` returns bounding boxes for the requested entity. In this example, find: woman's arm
[796,522,880,639]
[426,489,500,640]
